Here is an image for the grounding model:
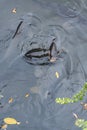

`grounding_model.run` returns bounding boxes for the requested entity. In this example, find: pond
[0,0,87,130]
